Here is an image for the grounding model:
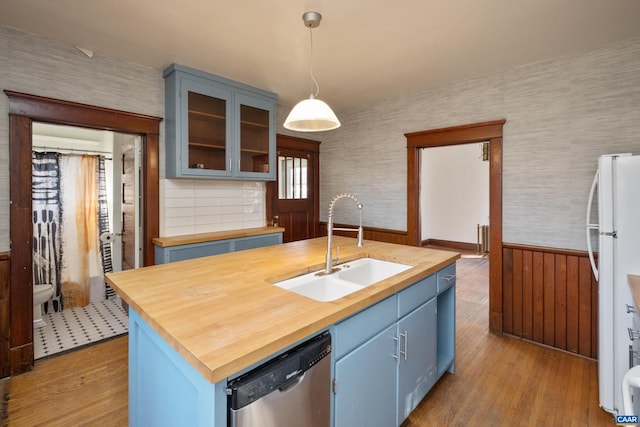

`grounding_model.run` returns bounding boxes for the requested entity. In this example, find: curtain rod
[33,146,113,160]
